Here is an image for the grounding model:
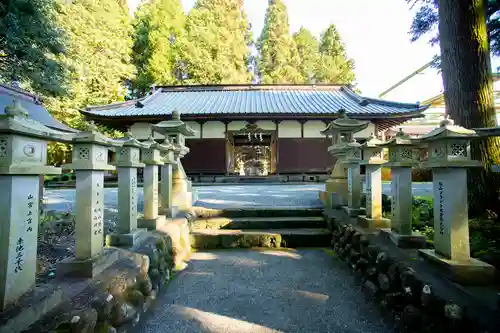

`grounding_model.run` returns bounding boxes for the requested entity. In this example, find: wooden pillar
[224,121,229,176]
[274,120,280,175]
